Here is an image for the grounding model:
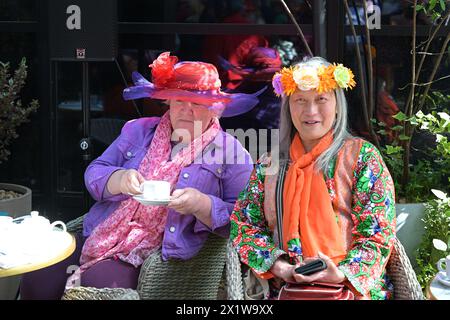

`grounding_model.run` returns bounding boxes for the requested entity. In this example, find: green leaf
[439,0,446,11]
[393,111,407,121]
[377,129,387,135]
[432,12,441,21]
[392,125,404,131]
[415,4,424,12]
[429,0,437,10]
[409,116,419,126]
[386,145,403,155]
[399,134,410,141]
